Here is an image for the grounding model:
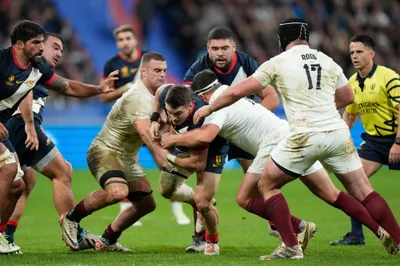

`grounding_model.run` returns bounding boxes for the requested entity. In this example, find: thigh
[196,171,221,200]
[323,129,362,174]
[237,172,261,200]
[87,144,124,187]
[28,122,57,171]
